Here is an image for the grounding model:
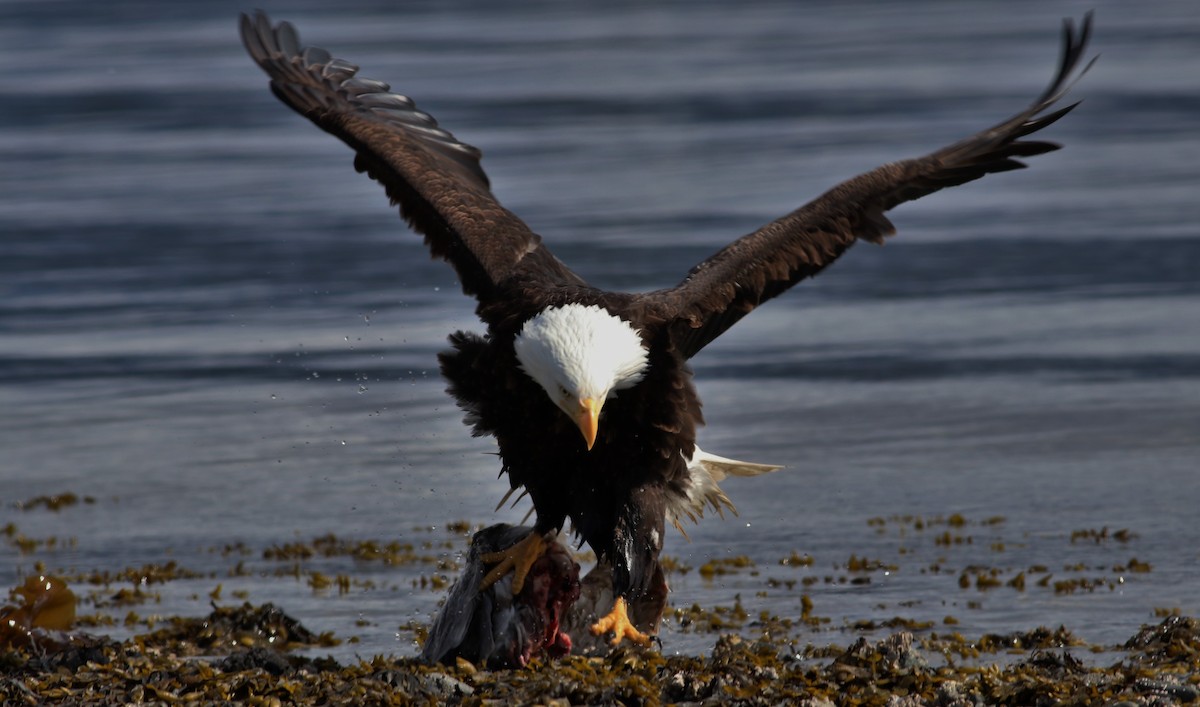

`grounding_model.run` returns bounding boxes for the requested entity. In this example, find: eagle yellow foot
[479,530,547,594]
[590,596,652,646]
